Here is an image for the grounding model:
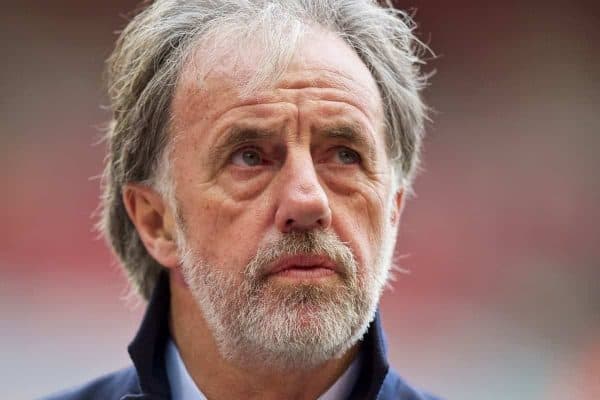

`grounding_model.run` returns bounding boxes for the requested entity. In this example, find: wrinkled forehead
[172,24,384,121]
